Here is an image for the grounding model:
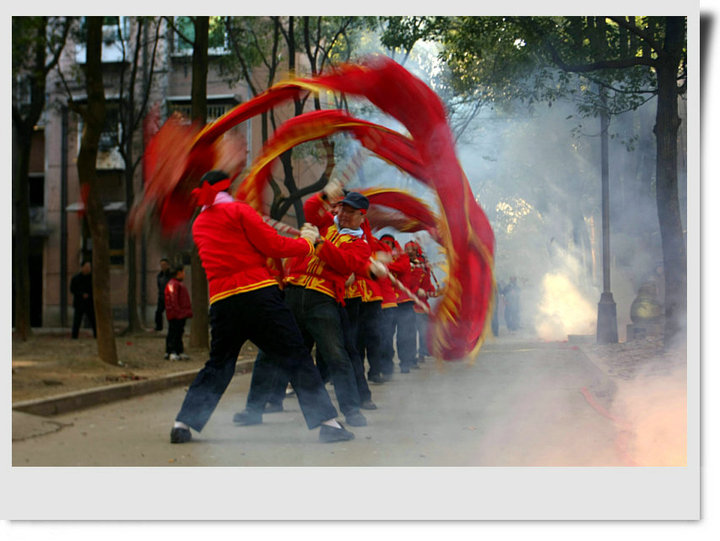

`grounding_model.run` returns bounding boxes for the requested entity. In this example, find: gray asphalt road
[12,336,625,467]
